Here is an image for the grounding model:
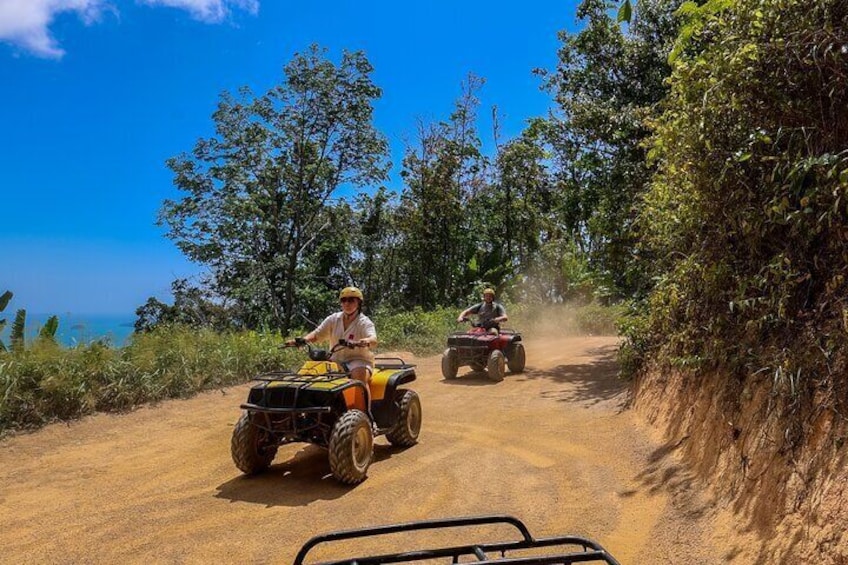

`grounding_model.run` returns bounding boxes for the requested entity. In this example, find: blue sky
[1,0,579,316]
